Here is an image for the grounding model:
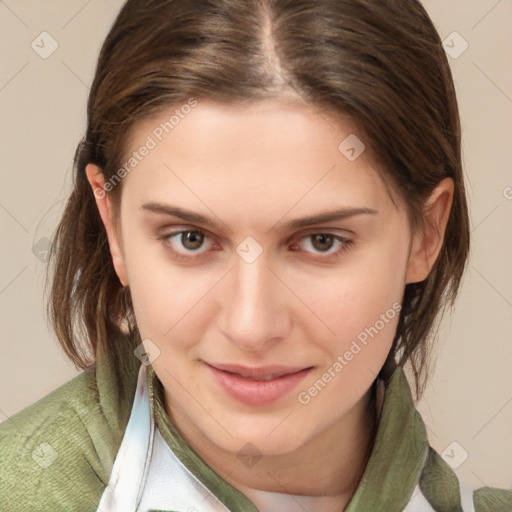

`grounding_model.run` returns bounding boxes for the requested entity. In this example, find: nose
[219,252,291,352]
